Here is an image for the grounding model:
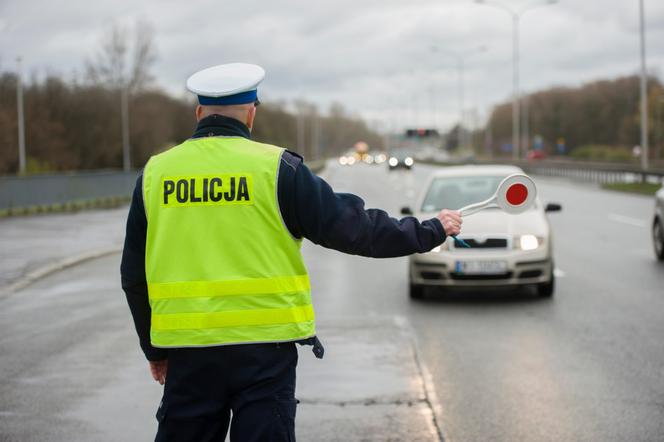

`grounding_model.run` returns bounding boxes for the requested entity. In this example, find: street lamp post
[474,0,557,161]
[638,0,649,170]
[16,57,26,175]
